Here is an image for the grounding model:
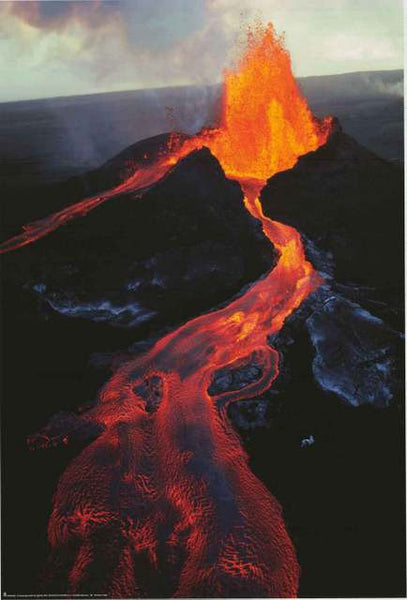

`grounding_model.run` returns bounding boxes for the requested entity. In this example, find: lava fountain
[10,23,333,598]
